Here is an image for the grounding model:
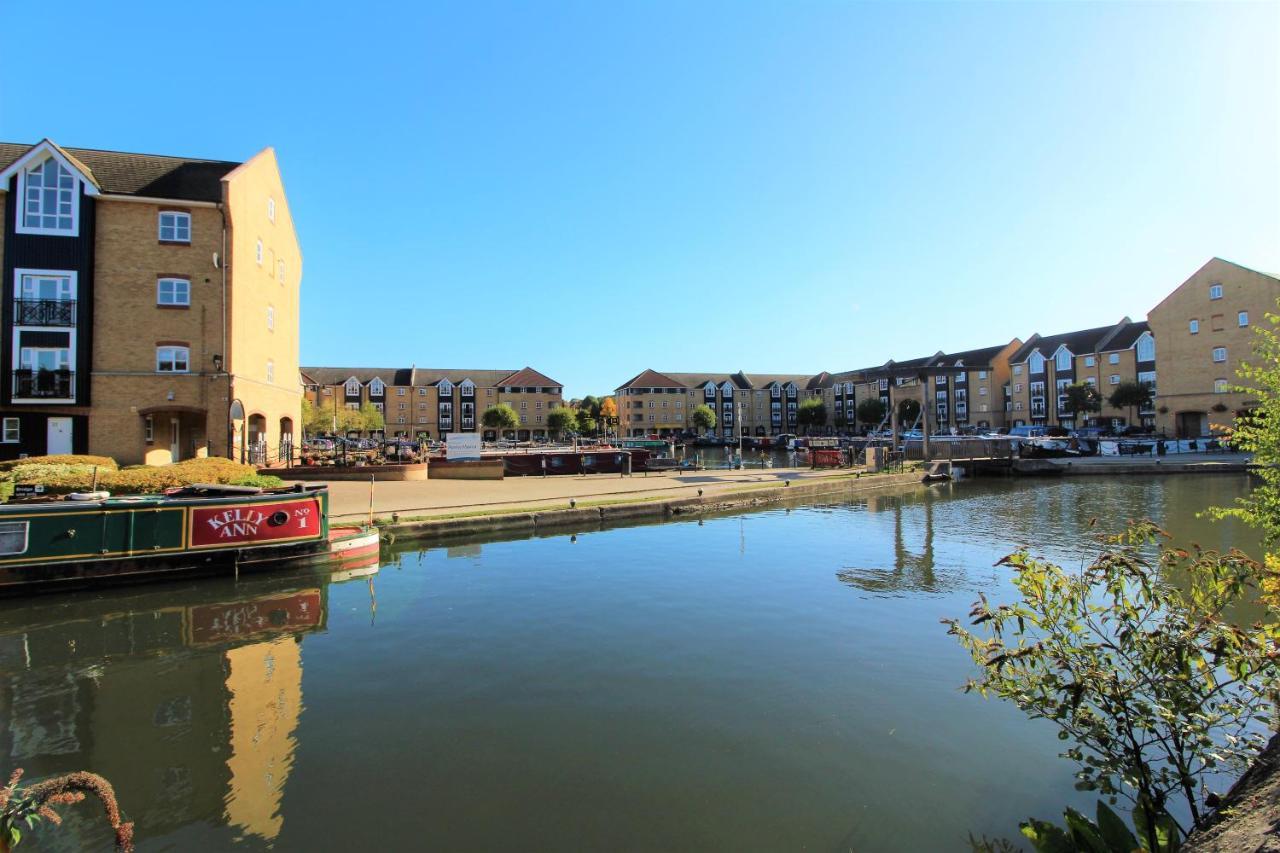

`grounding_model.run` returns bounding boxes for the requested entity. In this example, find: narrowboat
[0,483,379,593]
